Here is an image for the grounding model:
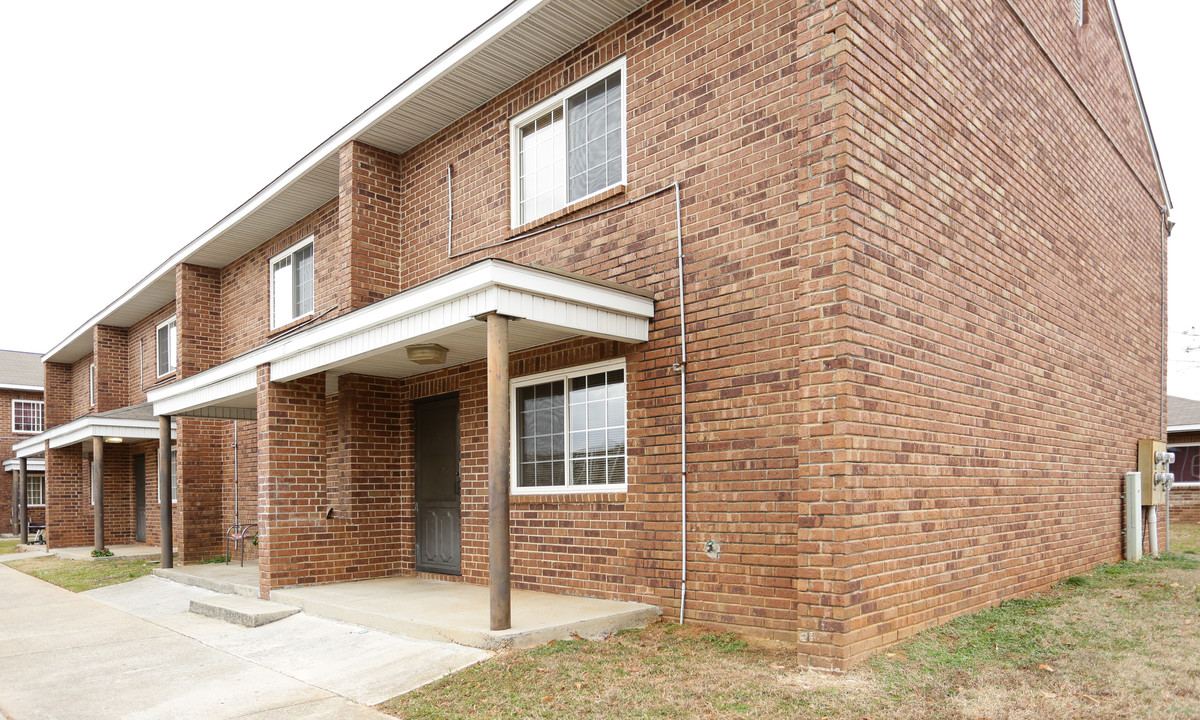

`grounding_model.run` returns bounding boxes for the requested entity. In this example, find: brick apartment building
[13,0,1171,669]
[2,350,46,535]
